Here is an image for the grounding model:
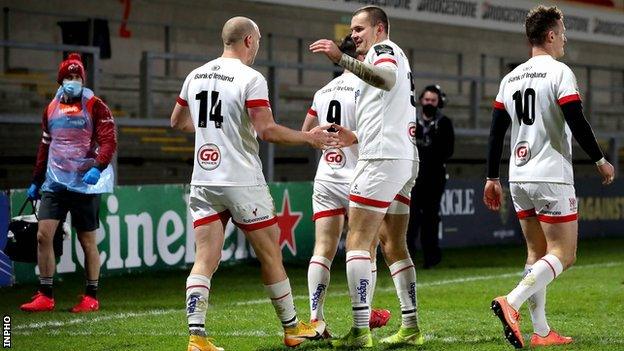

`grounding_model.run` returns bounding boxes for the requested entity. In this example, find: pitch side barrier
[2,179,623,286]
